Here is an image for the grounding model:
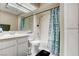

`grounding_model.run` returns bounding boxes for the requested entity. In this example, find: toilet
[28,34,50,56]
[29,40,50,56]
[30,40,40,55]
[28,35,40,56]
[39,41,50,52]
